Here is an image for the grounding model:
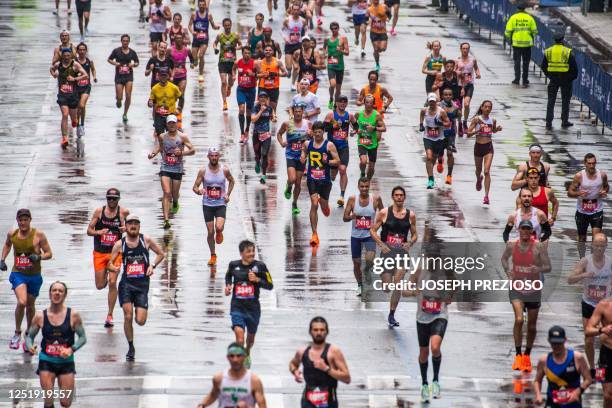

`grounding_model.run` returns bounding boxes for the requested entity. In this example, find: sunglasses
[227,354,244,358]
[106,196,120,201]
